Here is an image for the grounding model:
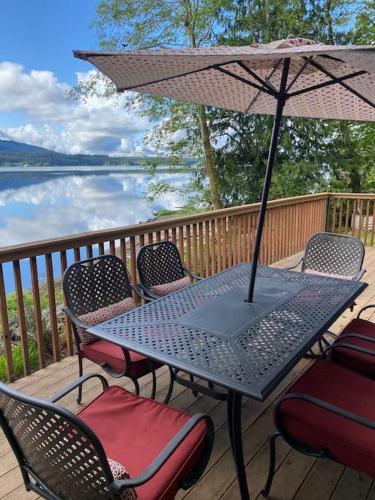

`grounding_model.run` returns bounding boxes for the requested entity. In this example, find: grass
[0,341,39,382]
[5,281,64,322]
[0,280,64,382]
